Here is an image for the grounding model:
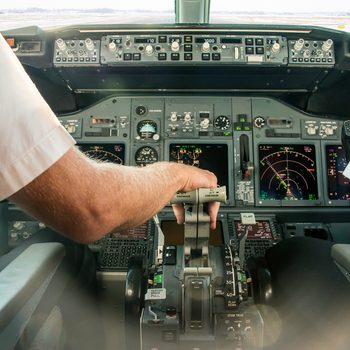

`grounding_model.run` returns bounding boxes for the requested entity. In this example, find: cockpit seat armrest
[0,243,65,334]
[332,244,350,282]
